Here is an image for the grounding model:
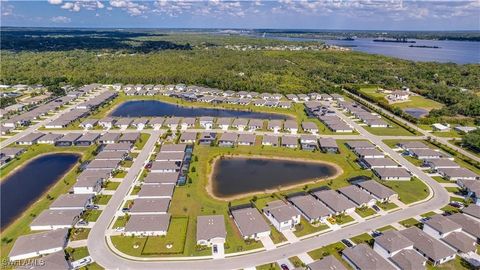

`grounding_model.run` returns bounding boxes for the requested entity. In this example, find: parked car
[213,245,218,254]
[122,207,130,213]
[280,264,289,270]
[372,205,381,212]
[341,239,354,248]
